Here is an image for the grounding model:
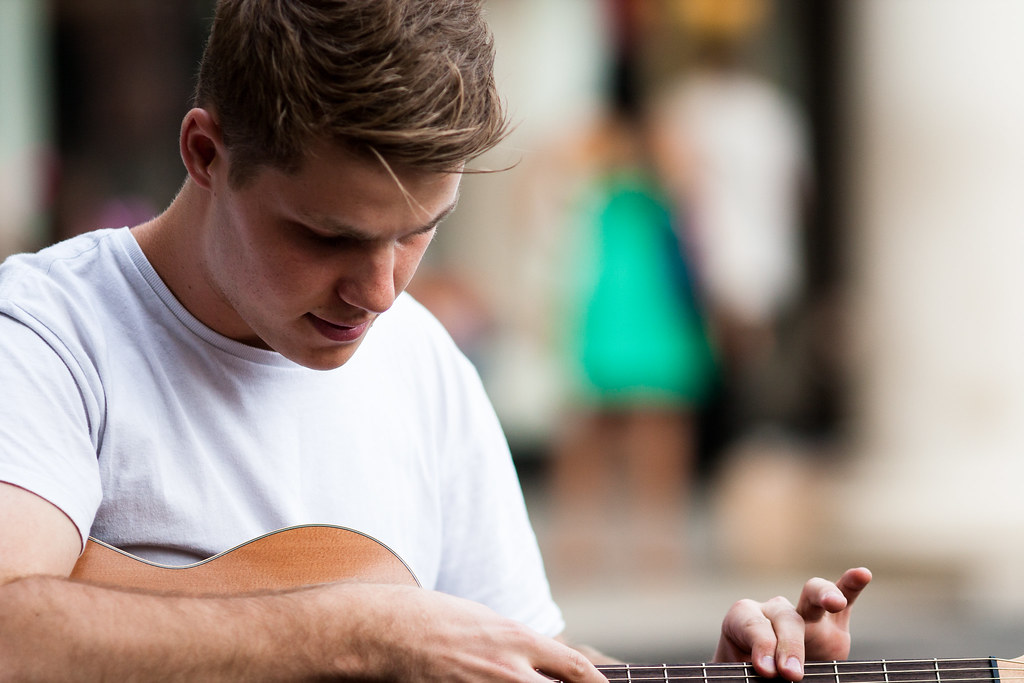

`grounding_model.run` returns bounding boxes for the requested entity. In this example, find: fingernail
[761,655,777,673]
[787,657,804,677]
